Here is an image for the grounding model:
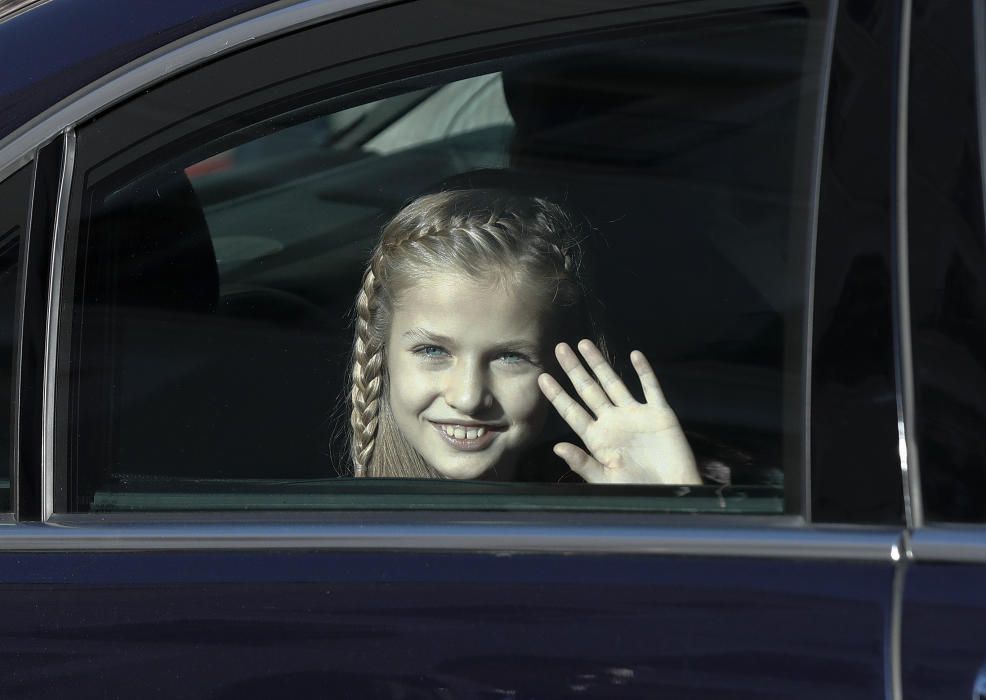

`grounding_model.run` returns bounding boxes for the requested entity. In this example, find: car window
[0,164,31,512]
[909,0,986,523]
[62,2,831,513]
